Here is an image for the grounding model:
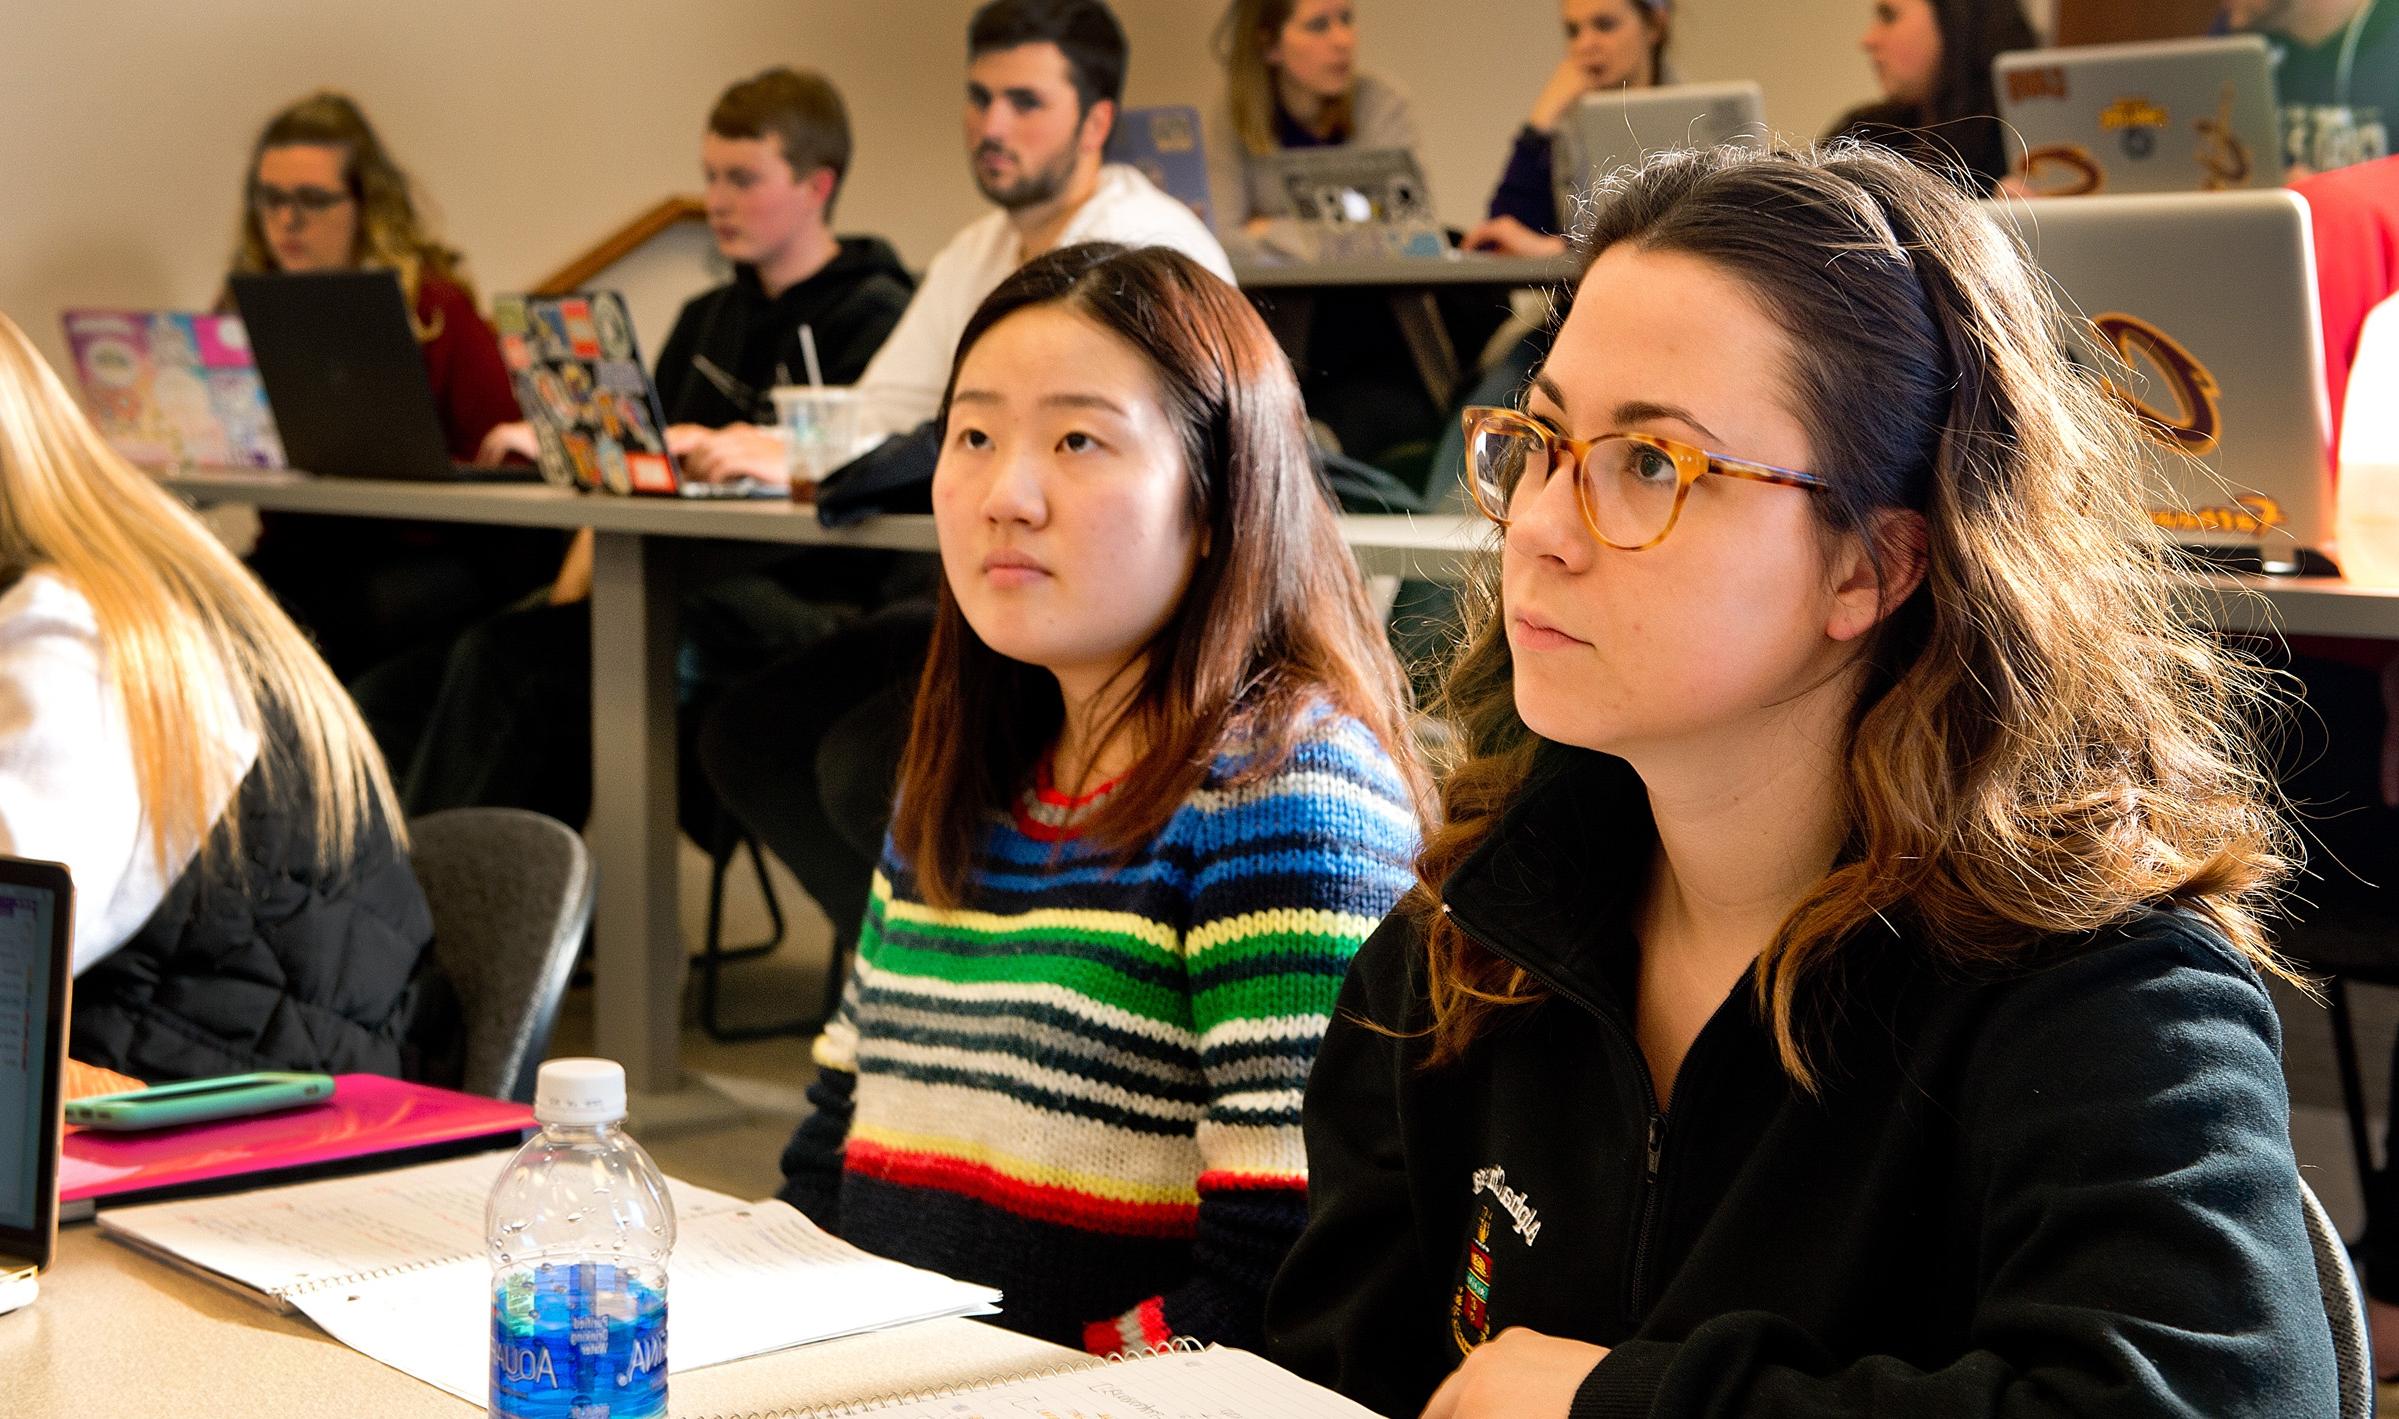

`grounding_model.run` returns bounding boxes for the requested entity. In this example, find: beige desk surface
[3,1225,1072,1417]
